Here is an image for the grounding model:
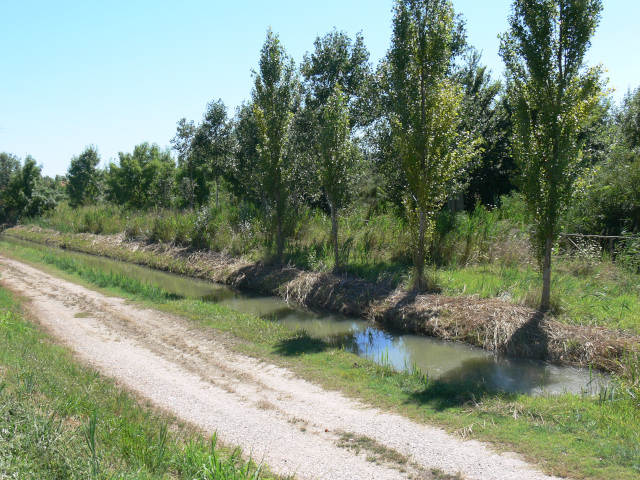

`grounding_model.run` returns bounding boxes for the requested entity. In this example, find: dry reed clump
[5,225,639,373]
